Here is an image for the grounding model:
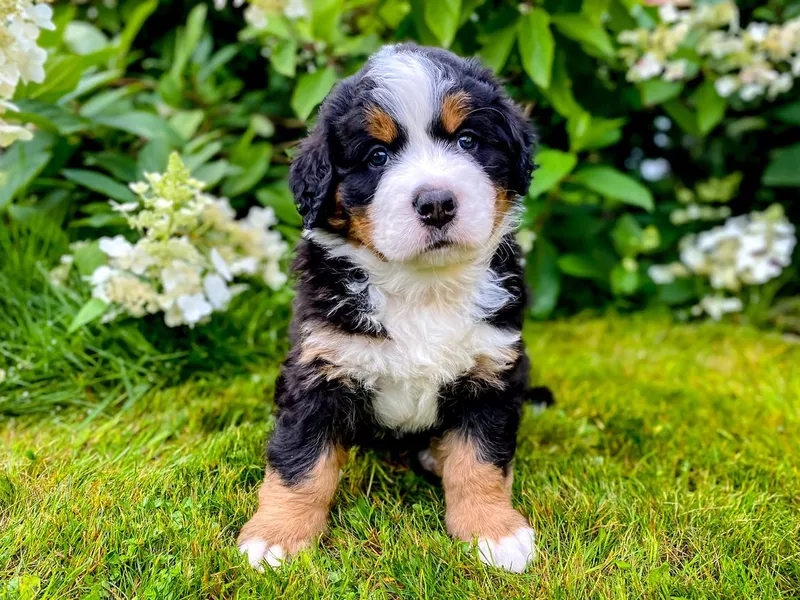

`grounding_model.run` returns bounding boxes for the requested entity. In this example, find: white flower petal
[203,273,232,310]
